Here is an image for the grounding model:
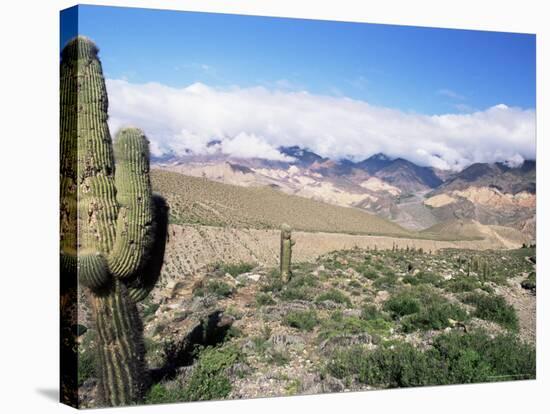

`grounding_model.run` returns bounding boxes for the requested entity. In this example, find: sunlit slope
[421,219,528,246]
[151,170,412,237]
